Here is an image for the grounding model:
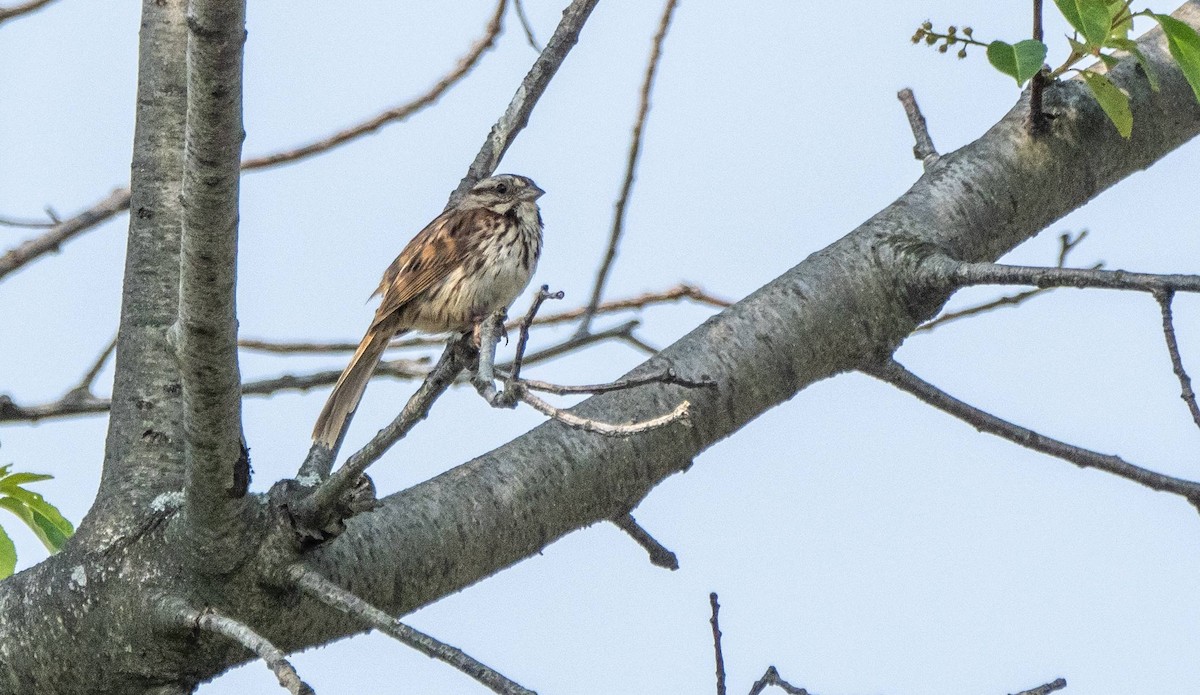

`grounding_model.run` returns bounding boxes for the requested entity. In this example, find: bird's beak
[523,183,545,201]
